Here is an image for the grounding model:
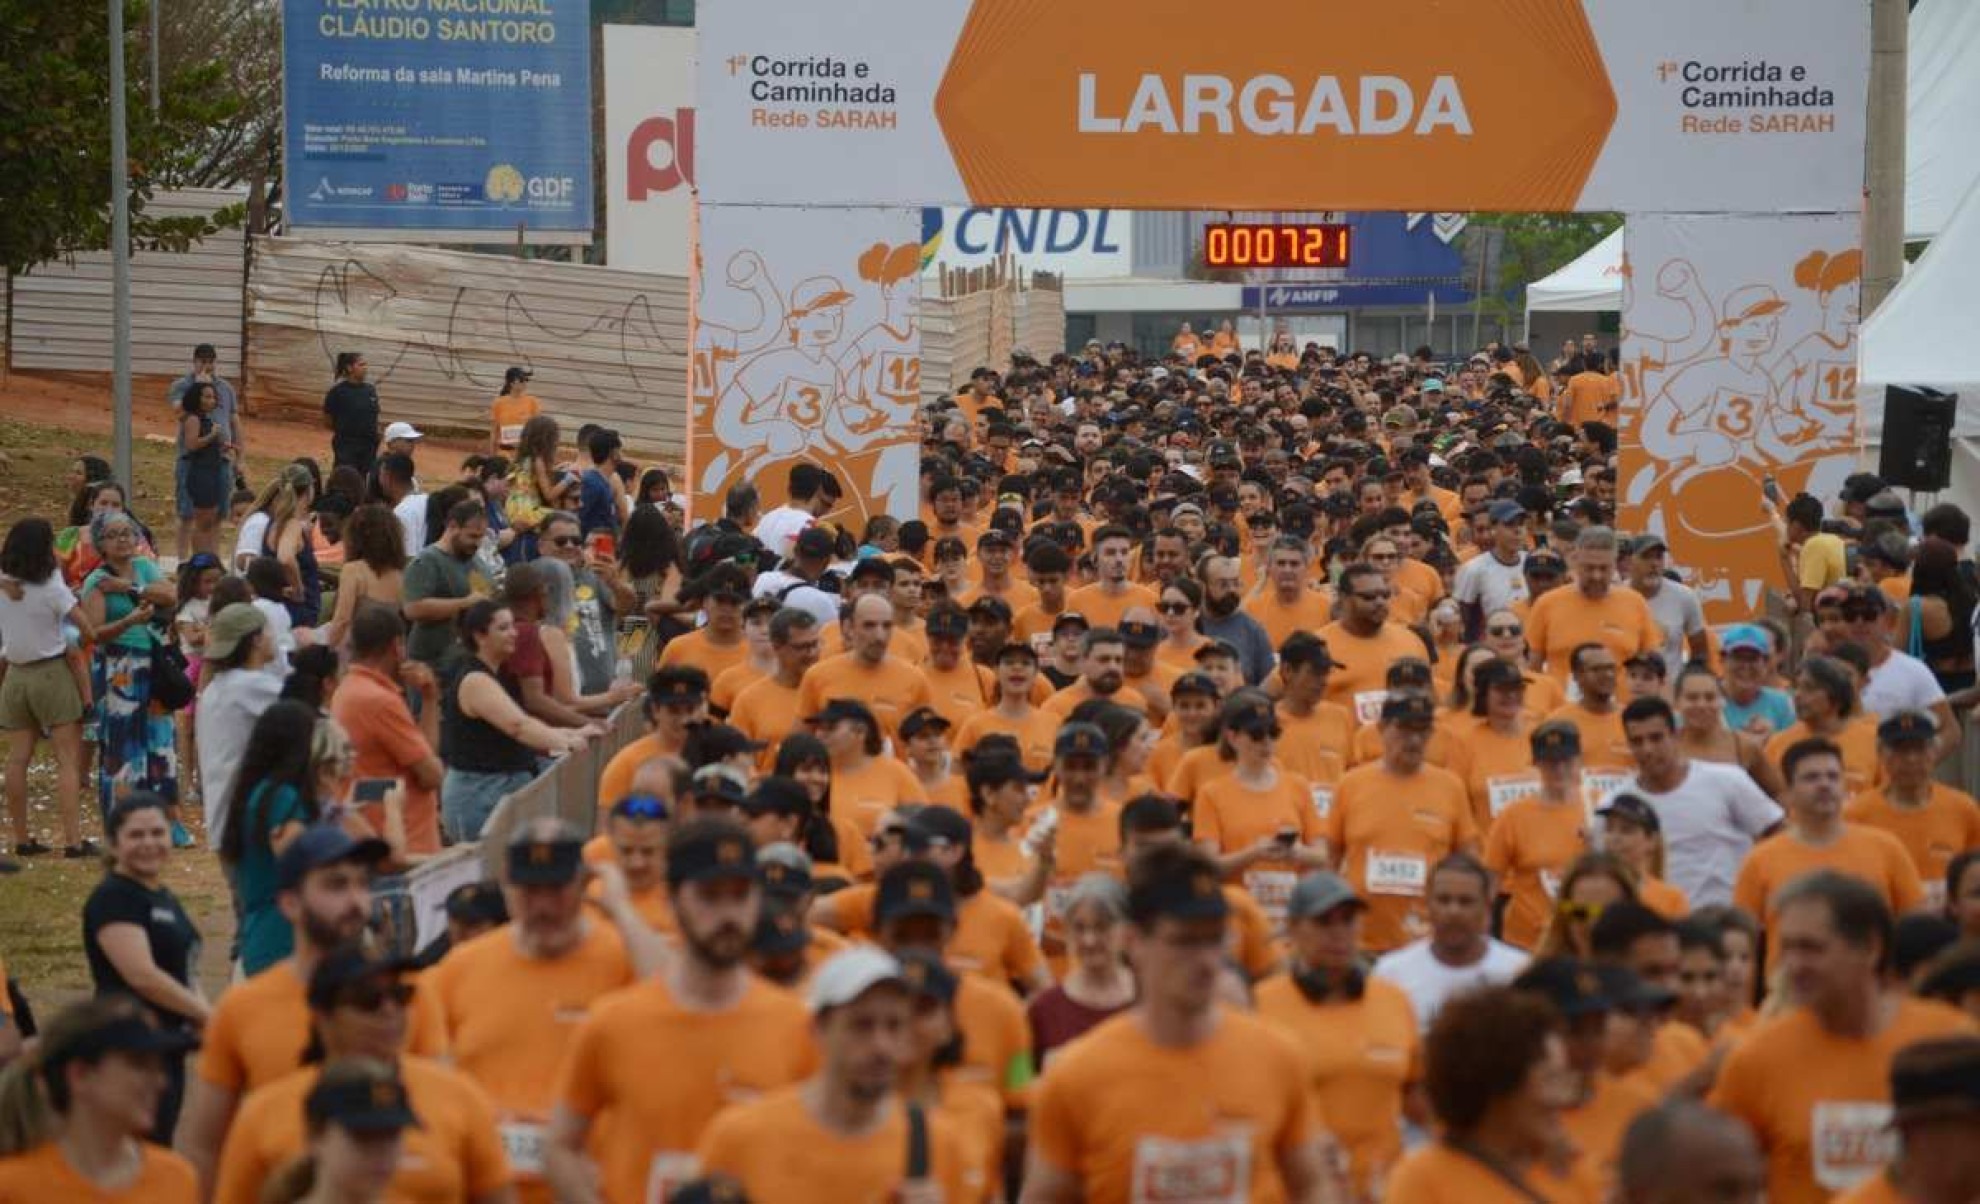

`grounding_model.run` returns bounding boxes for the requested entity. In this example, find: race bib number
[1487,775,1541,818]
[498,1121,546,1177]
[1309,784,1335,821]
[1243,869,1298,921]
[1811,1101,1895,1191]
[499,423,525,445]
[1581,769,1633,821]
[645,1152,701,1204]
[1353,690,1389,726]
[1366,851,1429,897]
[1129,1132,1251,1204]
